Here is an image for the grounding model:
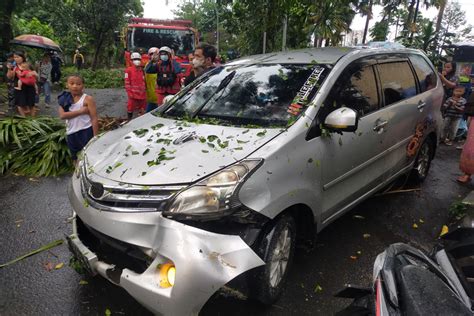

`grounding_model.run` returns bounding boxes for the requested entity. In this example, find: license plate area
[67,234,98,276]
